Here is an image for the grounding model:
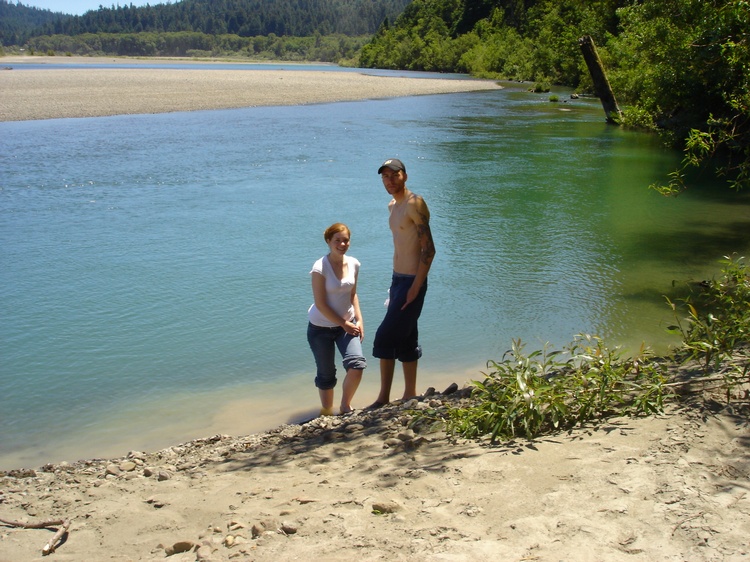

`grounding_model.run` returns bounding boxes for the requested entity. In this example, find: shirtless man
[370,158,436,408]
